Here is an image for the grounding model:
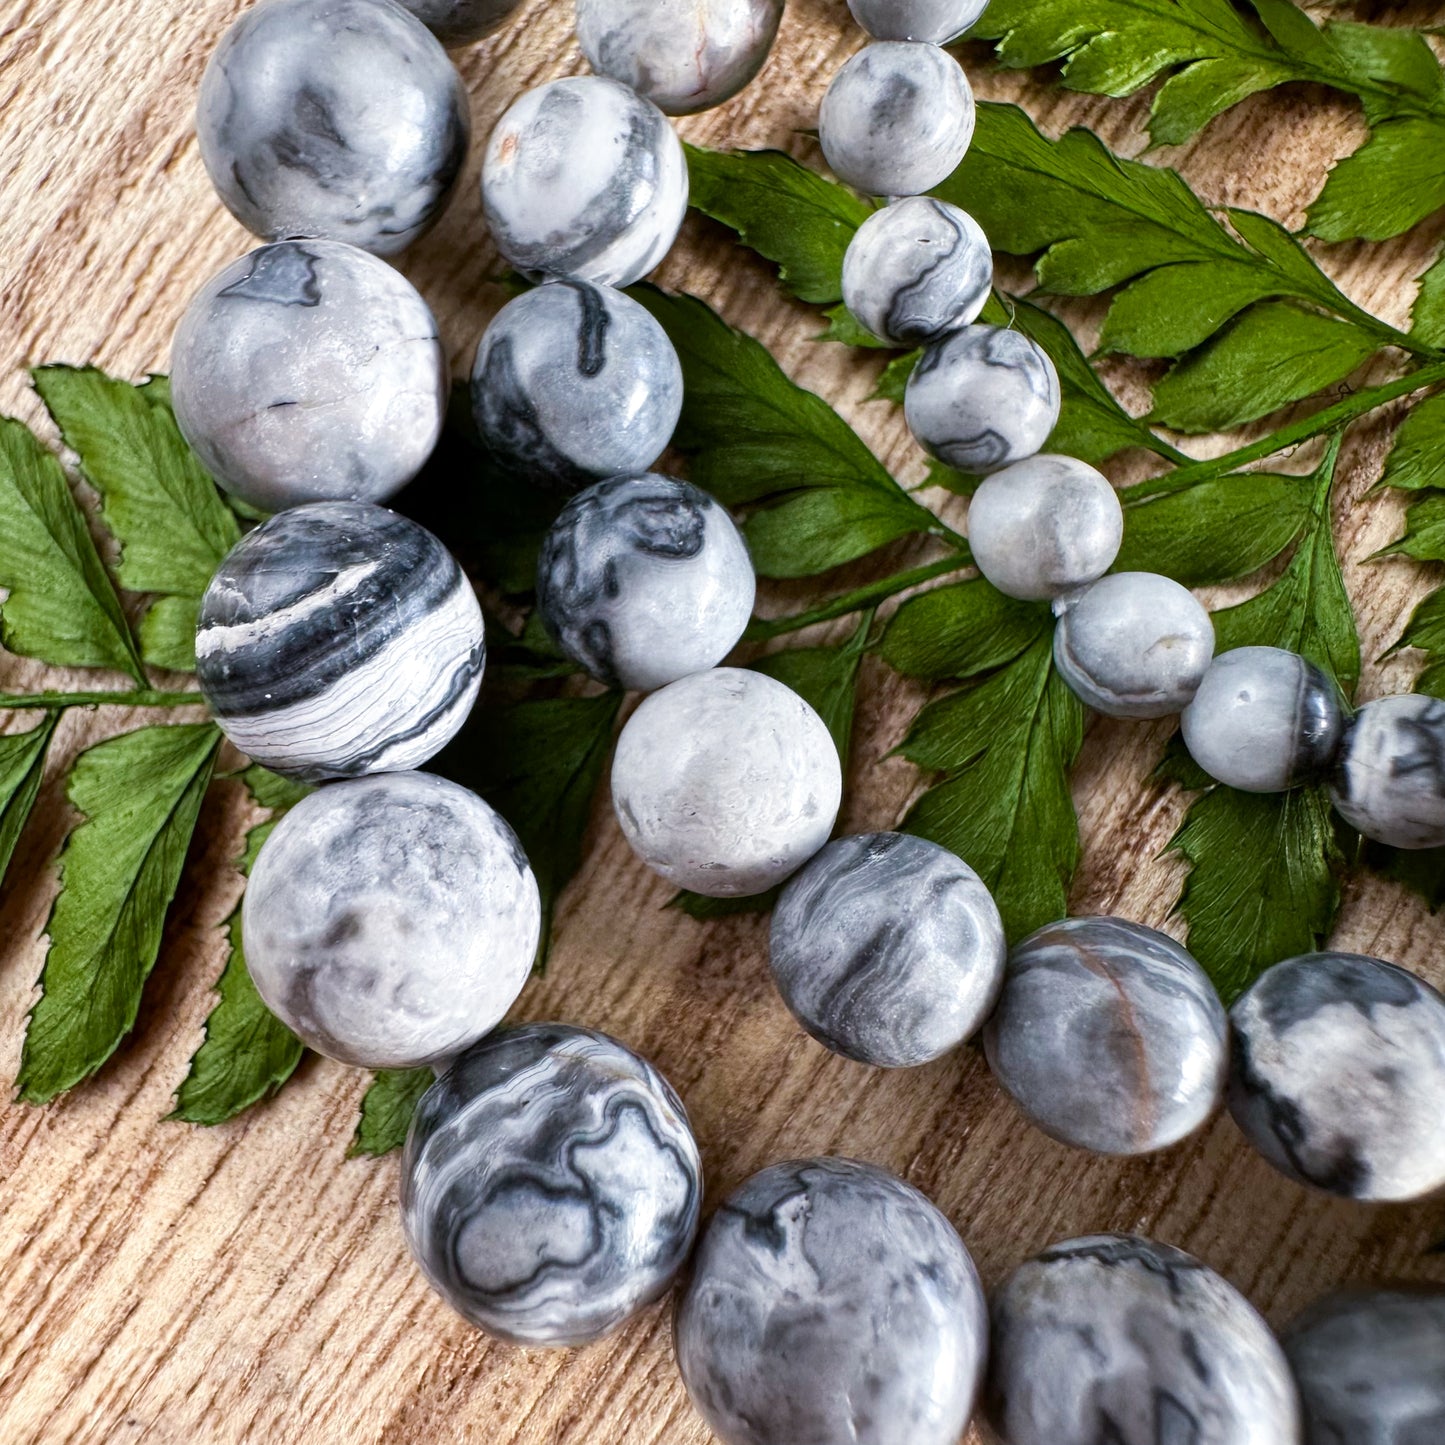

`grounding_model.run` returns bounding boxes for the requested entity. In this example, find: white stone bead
[1330,693,1445,848]
[846,0,990,44]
